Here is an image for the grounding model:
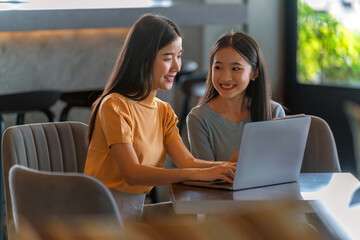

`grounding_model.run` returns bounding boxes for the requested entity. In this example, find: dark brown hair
[87,14,181,143]
[200,32,271,122]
